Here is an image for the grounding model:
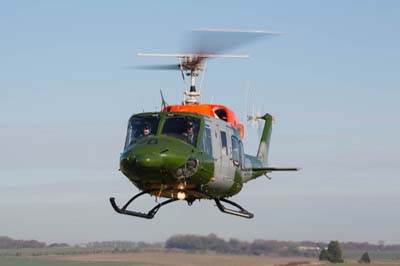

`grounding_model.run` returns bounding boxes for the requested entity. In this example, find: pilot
[182,120,194,144]
[142,123,151,136]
